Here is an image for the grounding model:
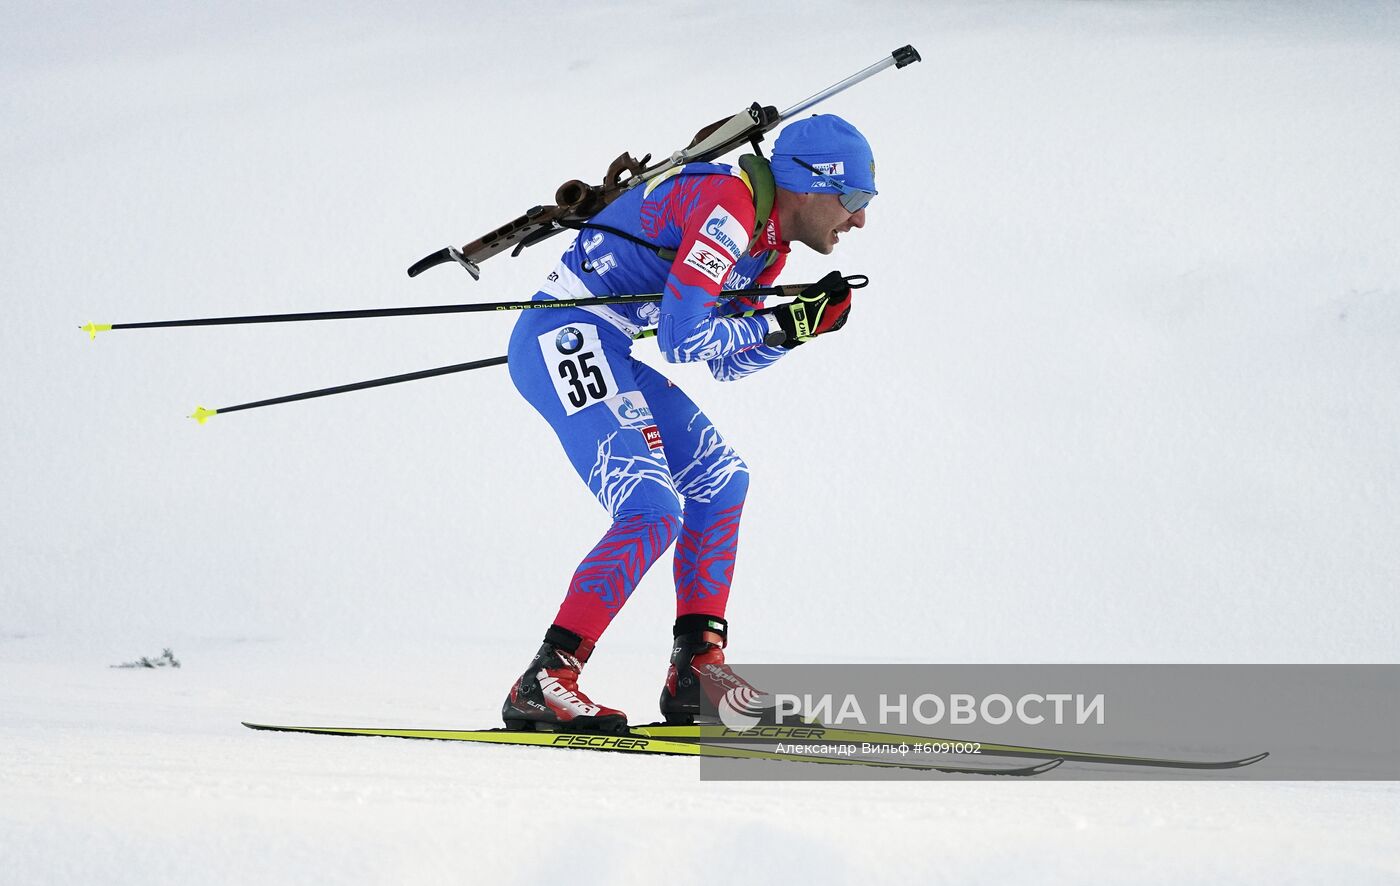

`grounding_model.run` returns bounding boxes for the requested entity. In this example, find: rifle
[406,45,921,281]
